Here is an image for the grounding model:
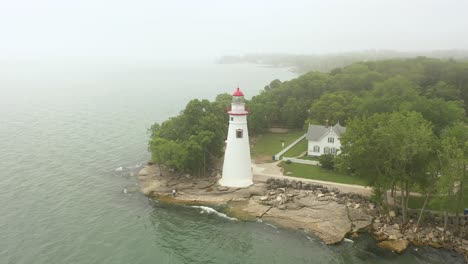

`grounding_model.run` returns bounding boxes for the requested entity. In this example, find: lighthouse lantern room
[219,87,253,187]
